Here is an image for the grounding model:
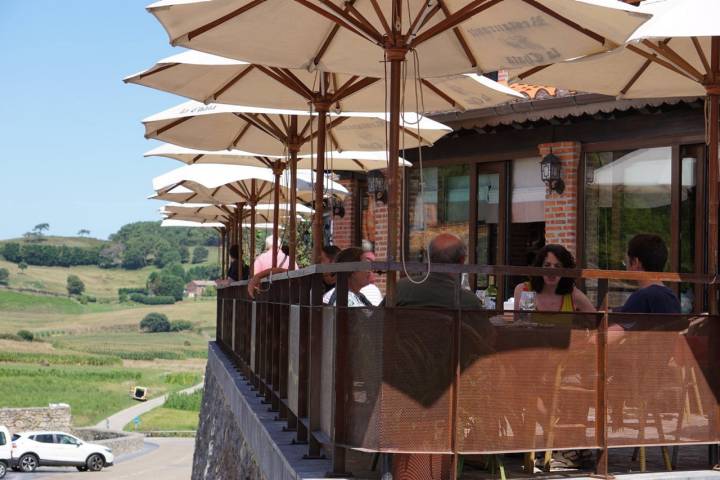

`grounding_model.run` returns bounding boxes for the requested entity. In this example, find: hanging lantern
[367,170,387,203]
[540,152,565,194]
